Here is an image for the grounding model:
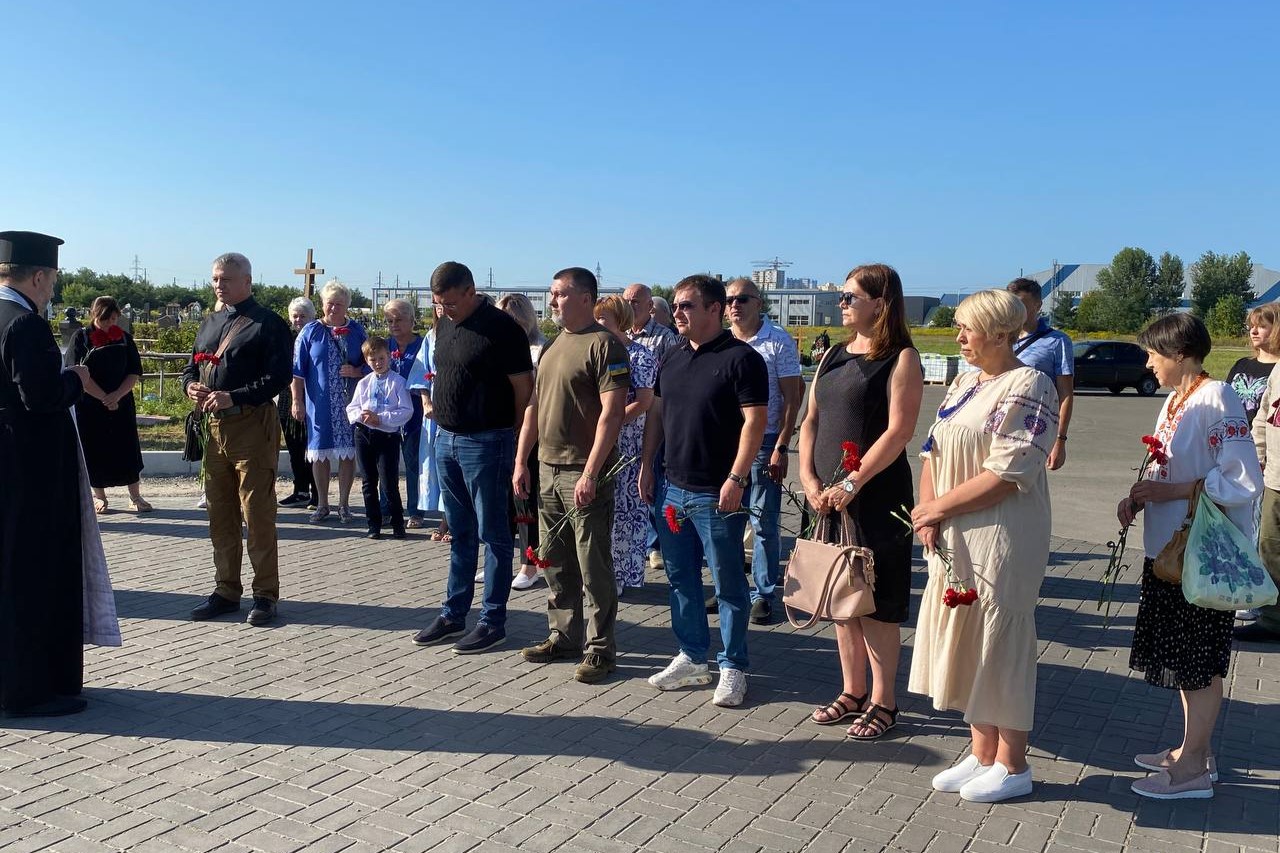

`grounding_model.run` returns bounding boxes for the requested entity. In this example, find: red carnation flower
[333,327,350,337]
[840,441,862,473]
[515,514,535,525]
[664,505,681,534]
[390,349,402,360]
[424,372,436,382]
